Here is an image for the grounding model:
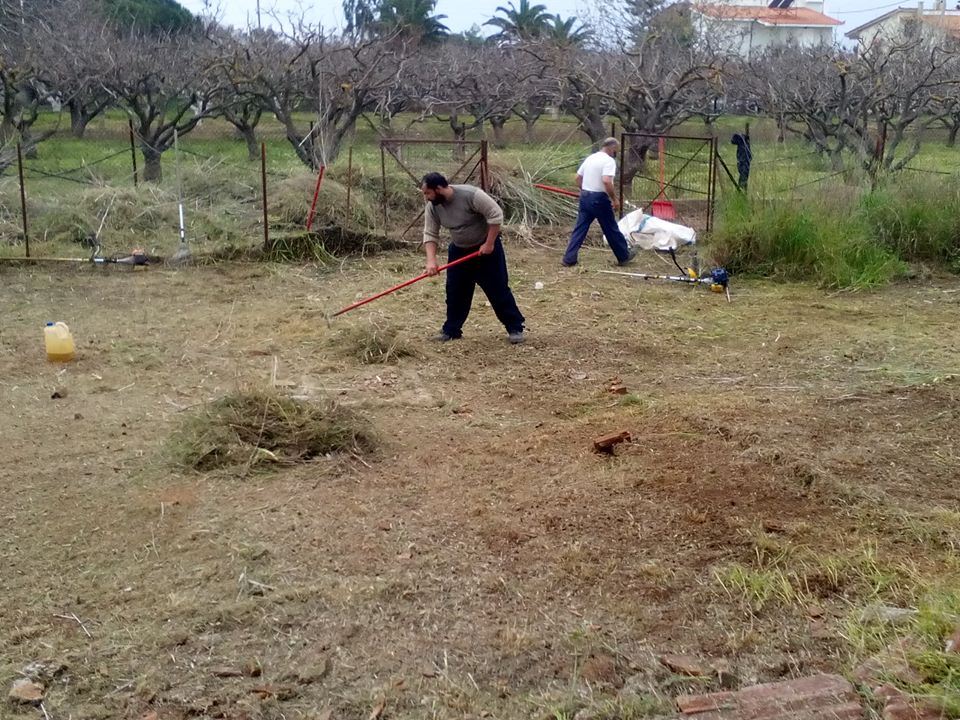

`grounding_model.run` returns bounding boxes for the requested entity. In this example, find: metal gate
[618,133,718,233]
[380,139,489,242]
